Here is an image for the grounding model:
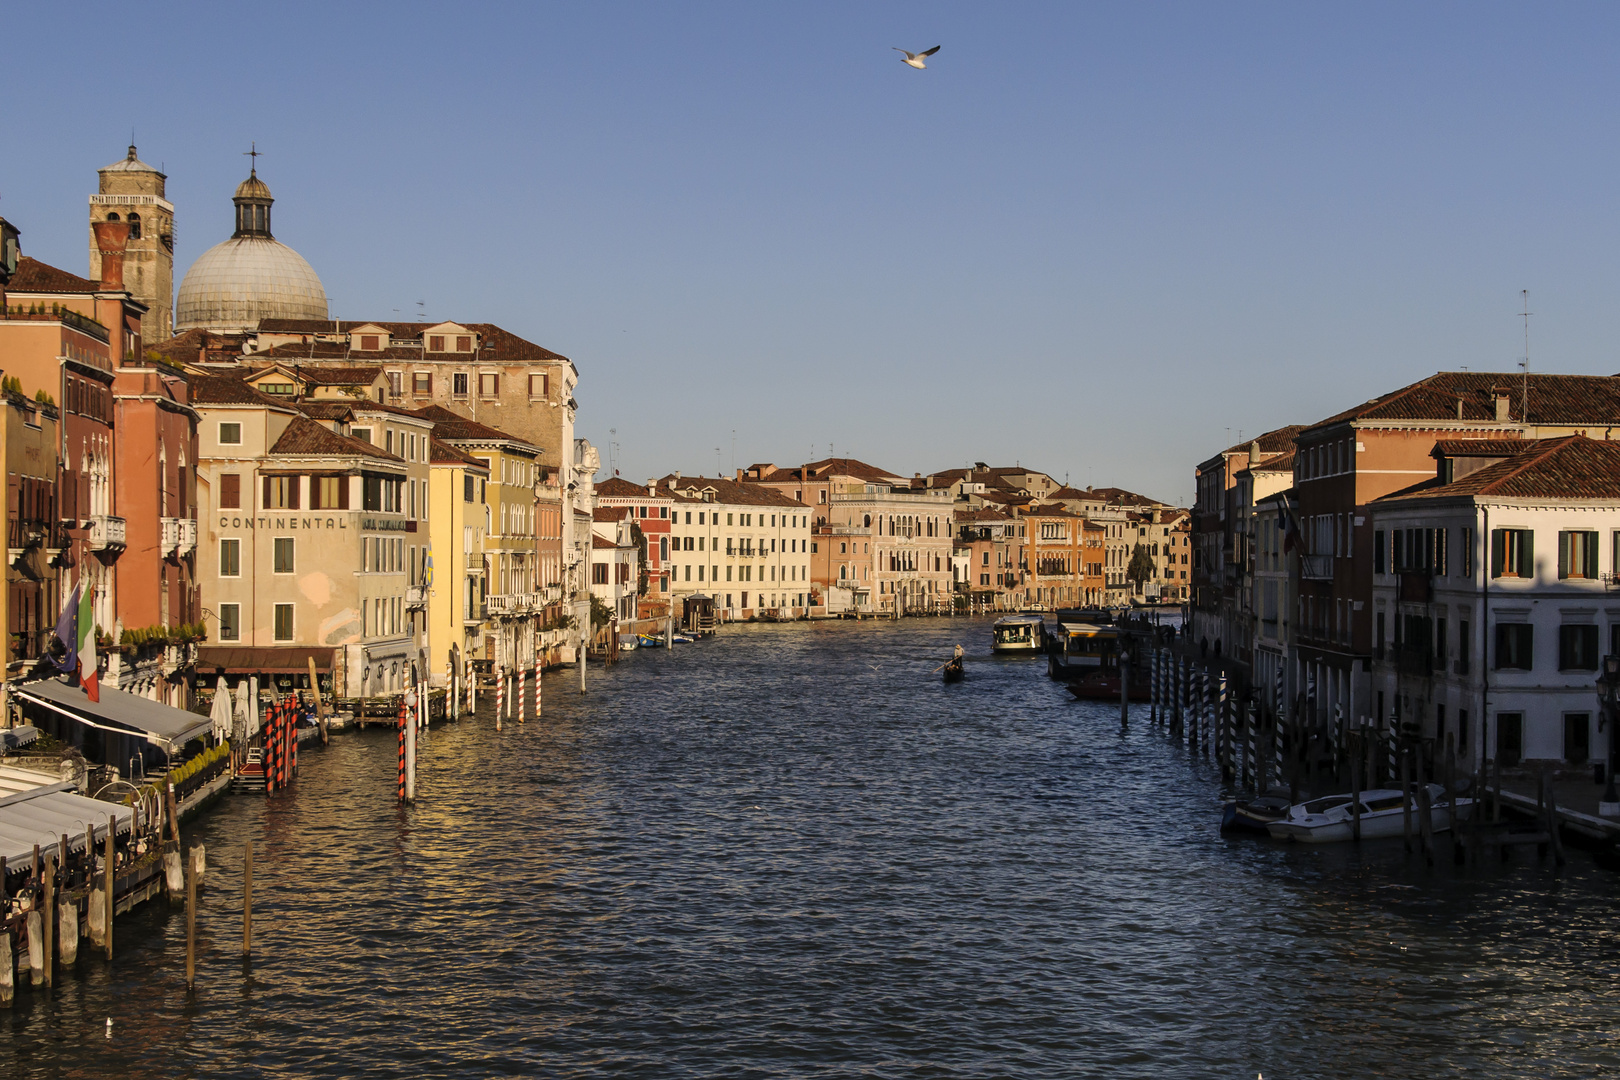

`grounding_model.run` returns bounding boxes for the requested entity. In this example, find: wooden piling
[41,852,53,990]
[1417,781,1435,864]
[185,847,197,991]
[1350,737,1362,843]
[0,922,12,1006]
[166,782,181,847]
[1491,751,1502,823]
[1401,747,1413,852]
[1541,771,1566,867]
[243,839,252,957]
